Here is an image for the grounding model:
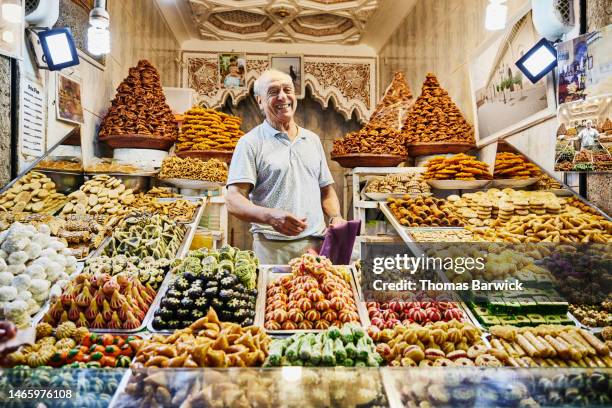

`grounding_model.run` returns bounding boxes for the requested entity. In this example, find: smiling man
[226,69,345,264]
